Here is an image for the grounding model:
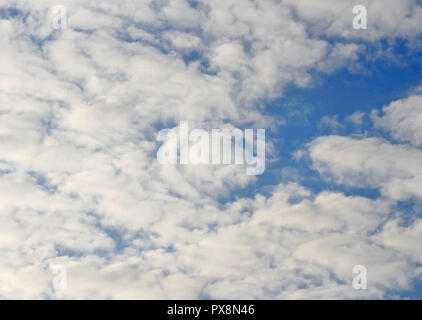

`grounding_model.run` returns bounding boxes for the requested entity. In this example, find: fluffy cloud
[0,0,421,299]
[309,135,422,200]
[373,95,422,147]
[309,92,422,202]
[307,92,422,297]
[284,0,422,41]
